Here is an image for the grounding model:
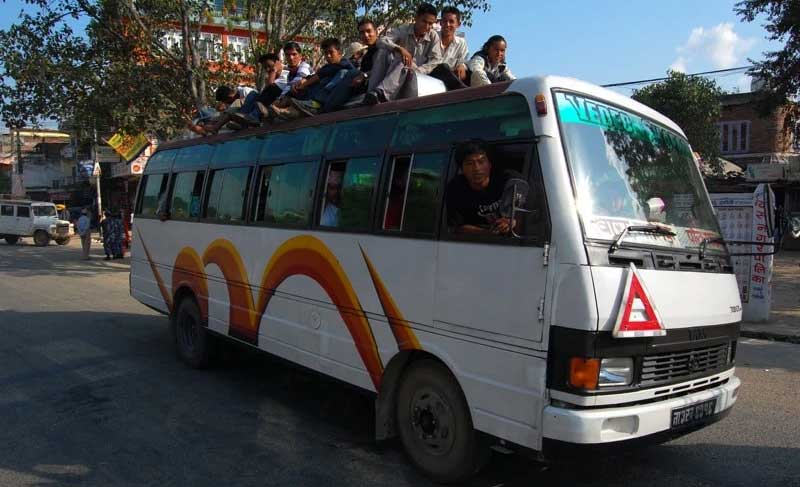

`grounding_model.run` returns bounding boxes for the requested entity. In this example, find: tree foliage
[735,0,799,141]
[0,0,490,139]
[632,71,723,174]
